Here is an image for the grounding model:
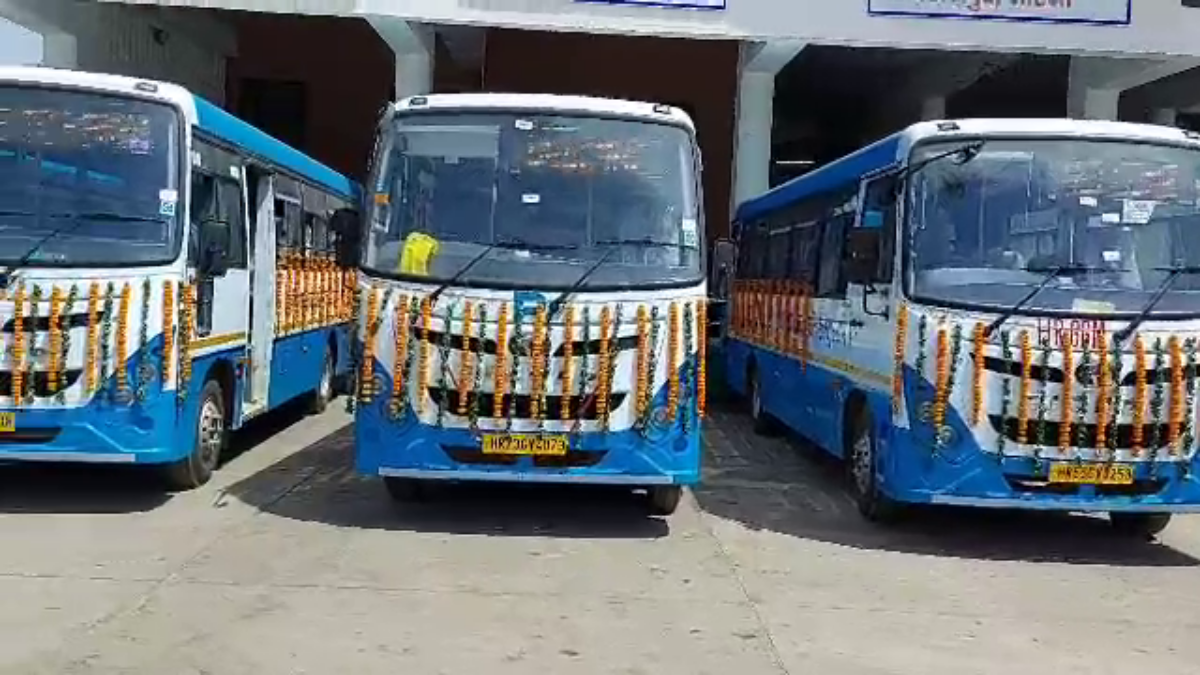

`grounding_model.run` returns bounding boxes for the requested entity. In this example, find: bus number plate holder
[482,434,568,456]
[1047,463,1134,486]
